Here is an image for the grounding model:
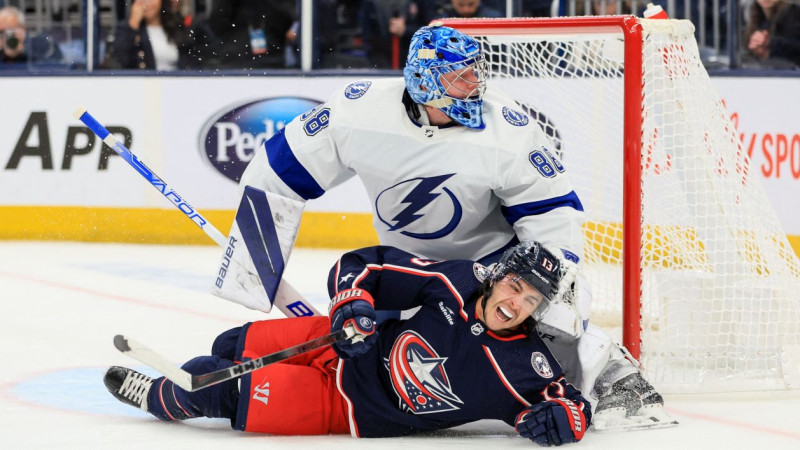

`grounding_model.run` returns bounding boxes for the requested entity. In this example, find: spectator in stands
[314,0,358,68]
[0,6,63,66]
[359,0,404,68]
[201,0,297,69]
[743,0,800,68]
[103,0,196,70]
[571,0,632,15]
[388,1,502,67]
[389,1,447,66]
[439,0,503,18]
[519,0,555,17]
